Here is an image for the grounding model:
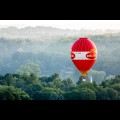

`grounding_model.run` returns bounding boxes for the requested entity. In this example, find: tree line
[0,72,120,100]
